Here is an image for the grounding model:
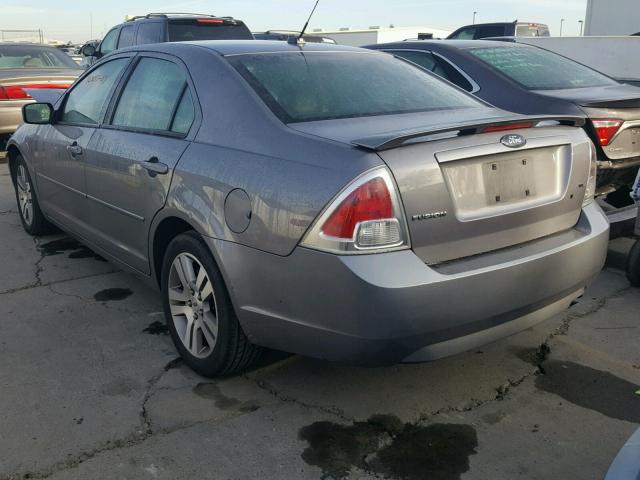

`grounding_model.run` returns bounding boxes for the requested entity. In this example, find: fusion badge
[412,211,448,221]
